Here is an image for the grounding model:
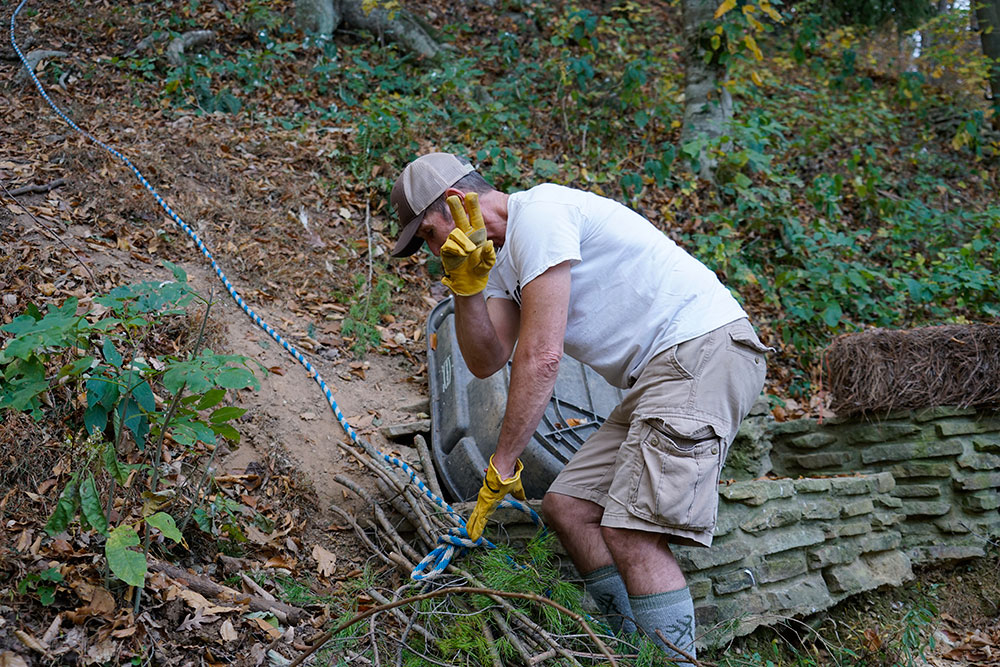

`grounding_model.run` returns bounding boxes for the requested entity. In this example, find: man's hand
[466,455,527,541]
[440,193,496,296]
